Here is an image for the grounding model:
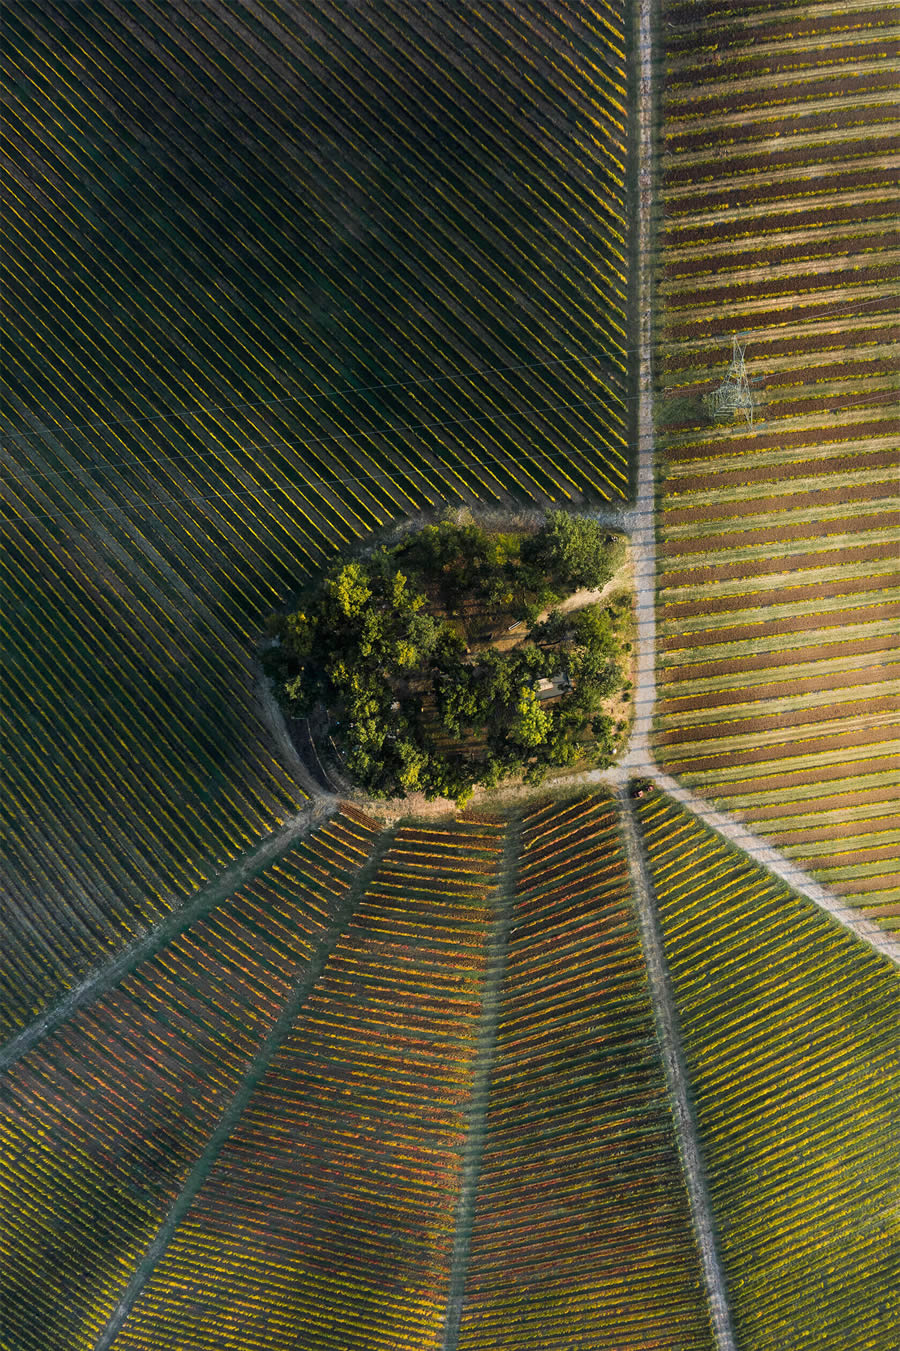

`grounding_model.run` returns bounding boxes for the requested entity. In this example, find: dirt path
[618,787,737,1351]
[0,799,337,1074]
[532,554,633,625]
[93,823,396,1351]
